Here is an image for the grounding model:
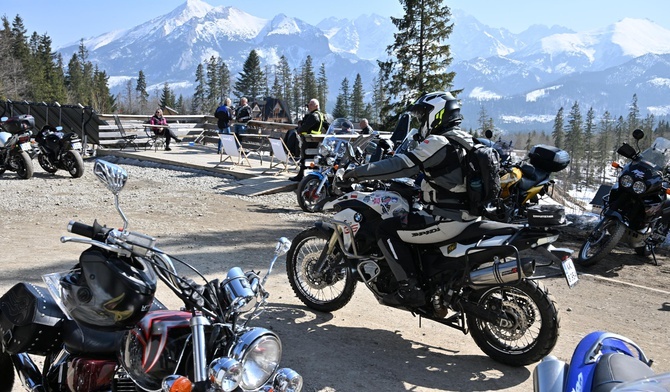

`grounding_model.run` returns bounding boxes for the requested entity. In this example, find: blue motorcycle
[533,331,660,391]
